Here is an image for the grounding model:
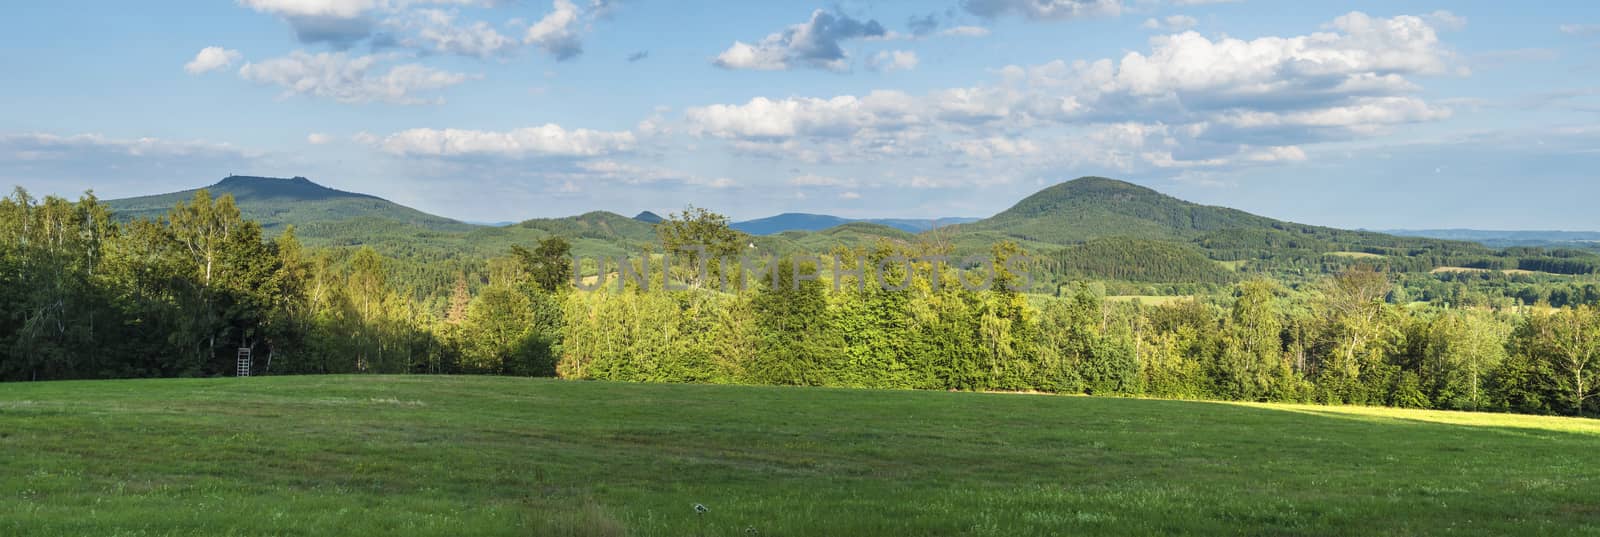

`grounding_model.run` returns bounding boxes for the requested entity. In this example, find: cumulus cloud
[524,0,588,60]
[235,0,607,59]
[238,51,472,104]
[307,133,333,144]
[867,50,919,72]
[239,0,384,46]
[1015,11,1461,123]
[713,10,887,71]
[687,11,1460,171]
[238,0,380,19]
[393,8,518,58]
[376,124,635,157]
[185,46,243,74]
[962,0,1121,21]
[686,91,922,139]
[1142,15,1196,31]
